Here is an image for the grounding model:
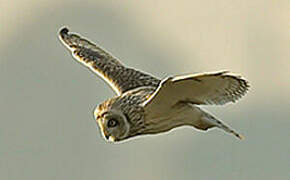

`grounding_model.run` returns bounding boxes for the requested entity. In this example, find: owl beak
[104,134,110,140]
[108,136,116,142]
[104,133,116,142]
